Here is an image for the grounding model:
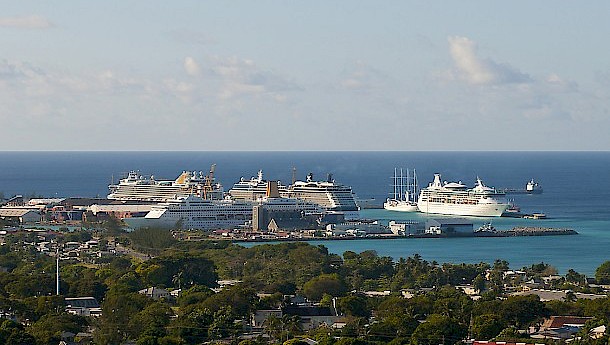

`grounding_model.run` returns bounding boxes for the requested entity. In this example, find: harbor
[0,151,609,274]
[2,163,555,241]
